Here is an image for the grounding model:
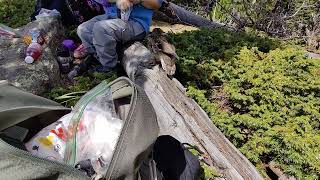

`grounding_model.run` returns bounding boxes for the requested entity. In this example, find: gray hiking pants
[77,14,146,68]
